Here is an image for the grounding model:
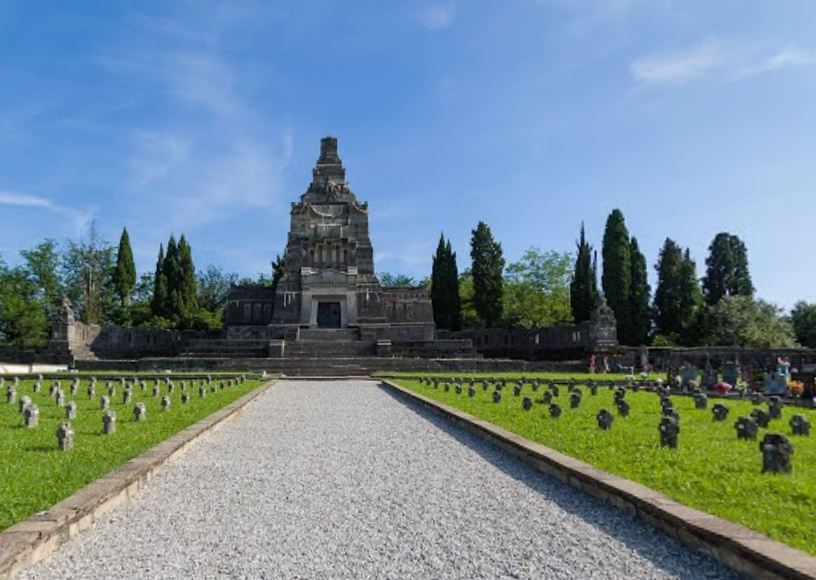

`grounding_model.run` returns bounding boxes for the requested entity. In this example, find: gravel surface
[18,380,738,579]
